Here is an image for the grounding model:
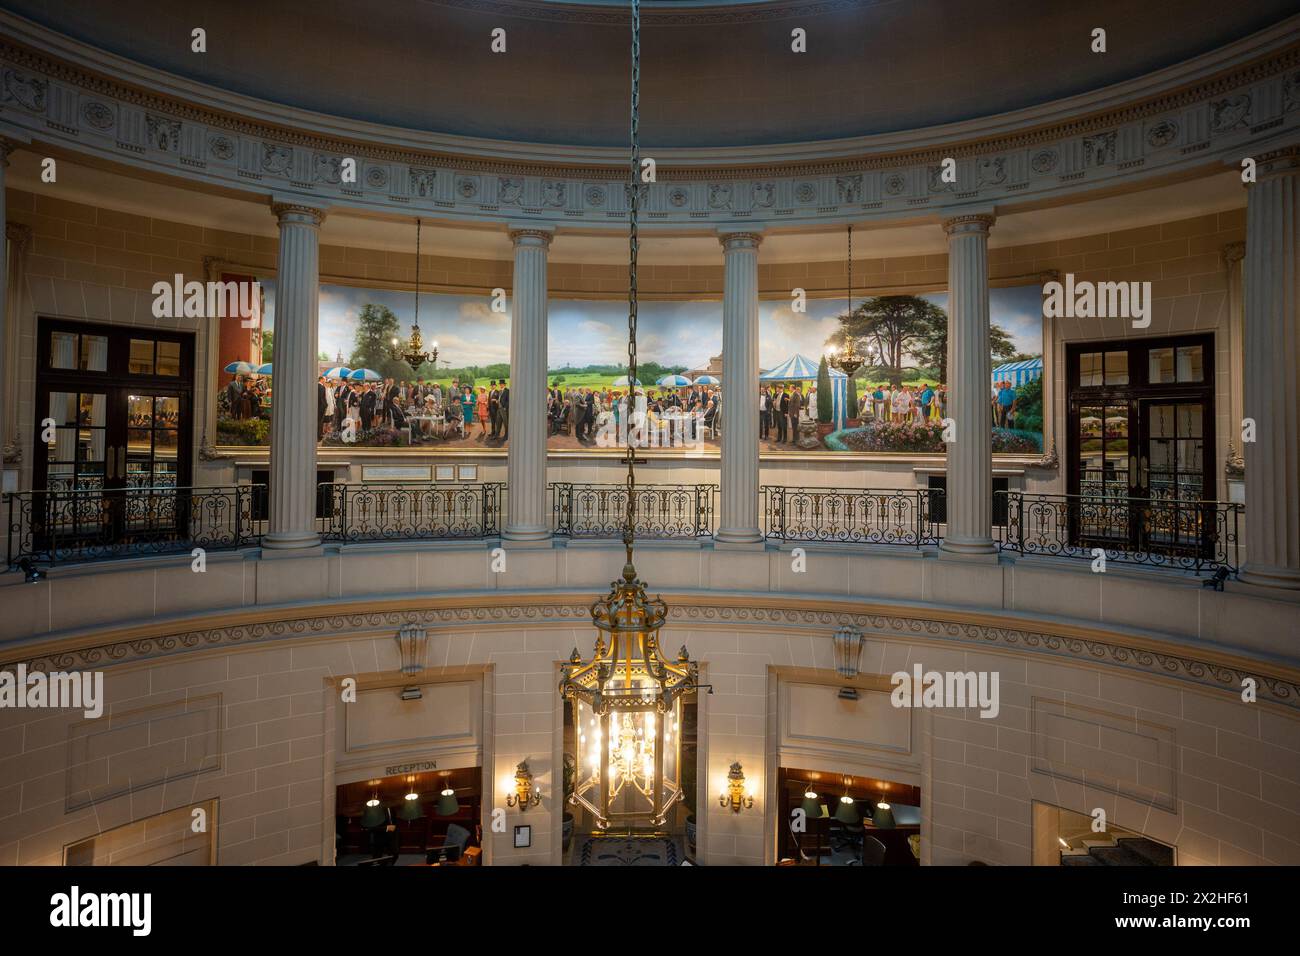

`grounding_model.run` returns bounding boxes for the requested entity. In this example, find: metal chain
[414,218,421,331]
[847,223,852,317]
[623,0,640,568]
